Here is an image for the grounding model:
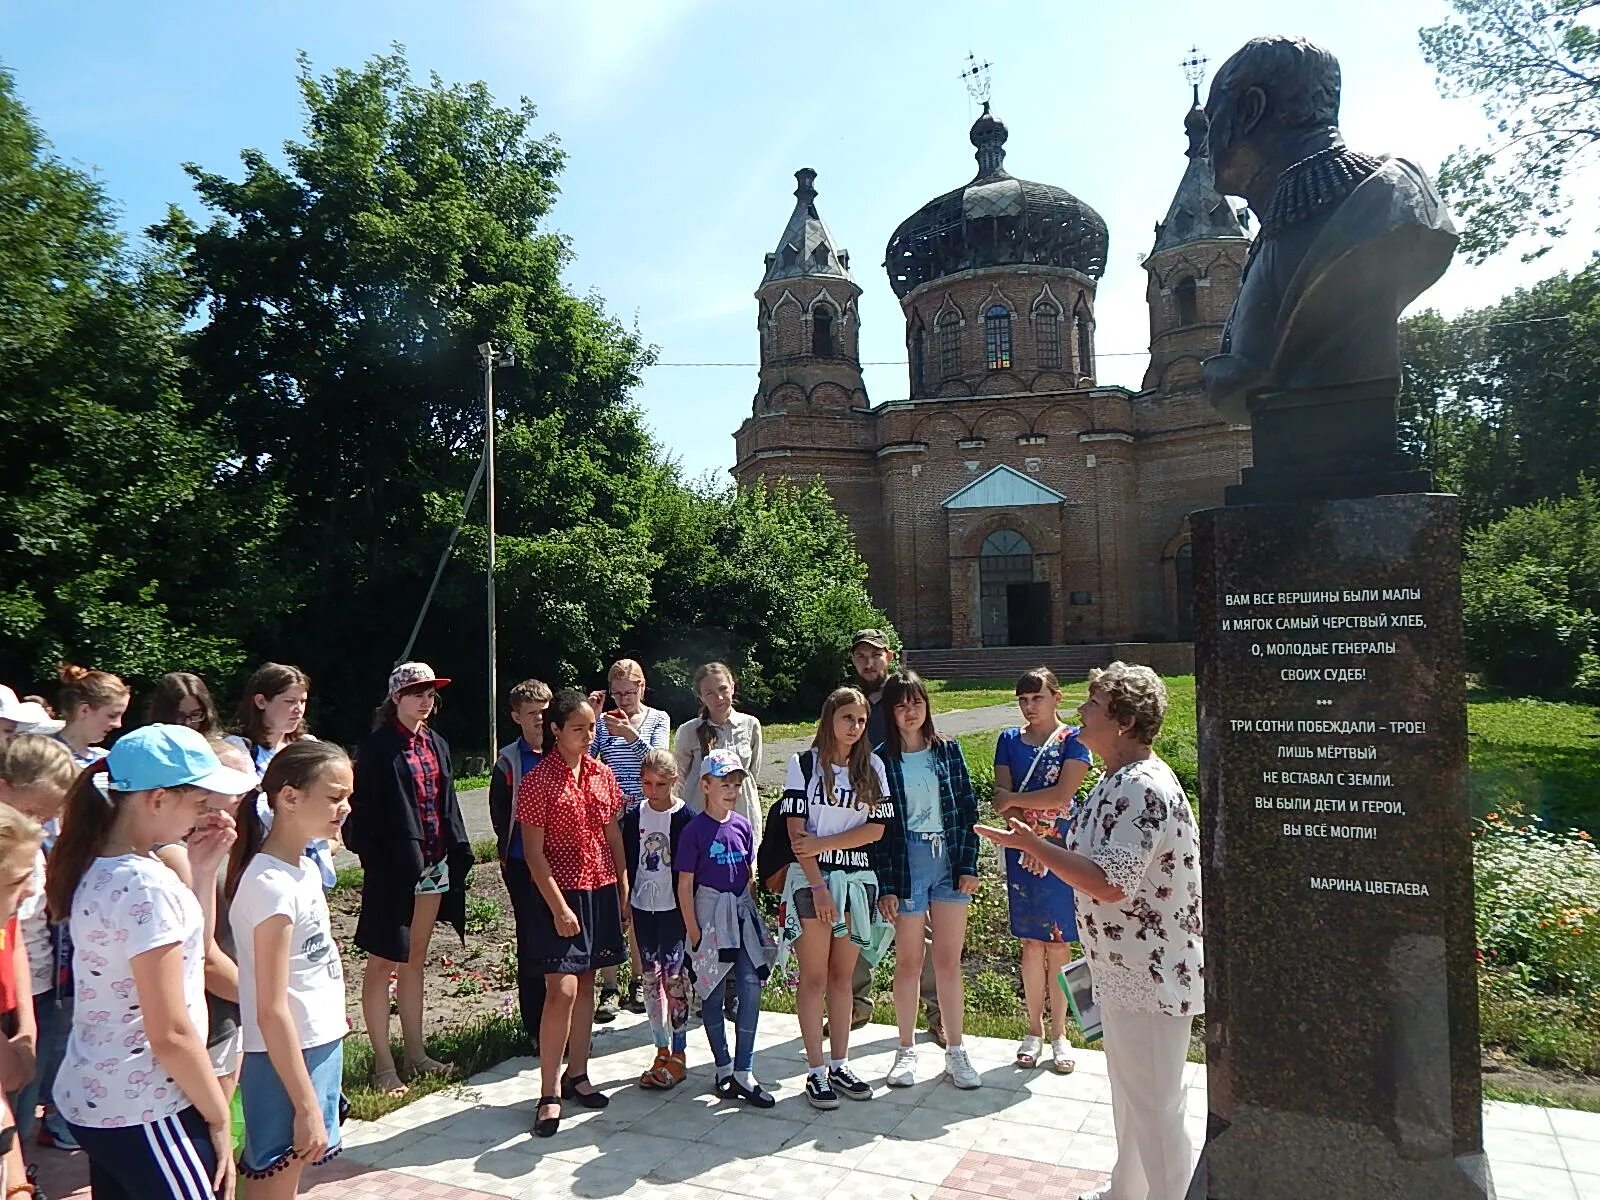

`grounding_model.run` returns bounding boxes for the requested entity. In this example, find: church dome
[884,104,1109,299]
